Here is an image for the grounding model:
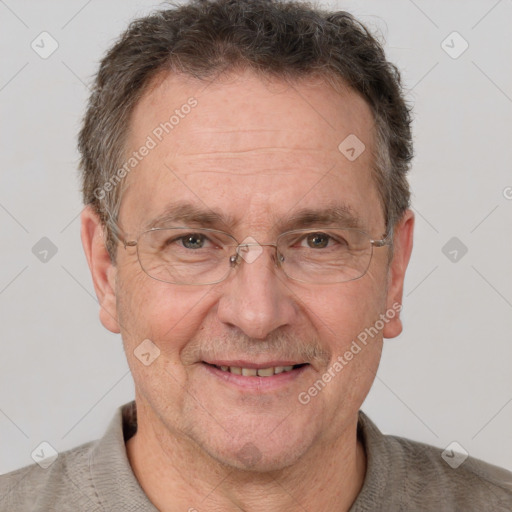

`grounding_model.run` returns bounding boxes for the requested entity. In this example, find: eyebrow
[280,204,364,231]
[145,202,236,230]
[145,201,365,232]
